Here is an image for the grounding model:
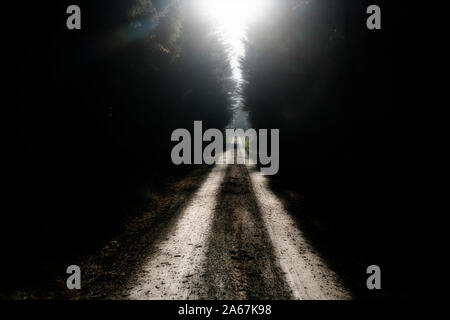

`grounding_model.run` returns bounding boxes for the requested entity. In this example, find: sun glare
[194,0,270,81]
[193,0,271,128]
[195,0,268,30]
